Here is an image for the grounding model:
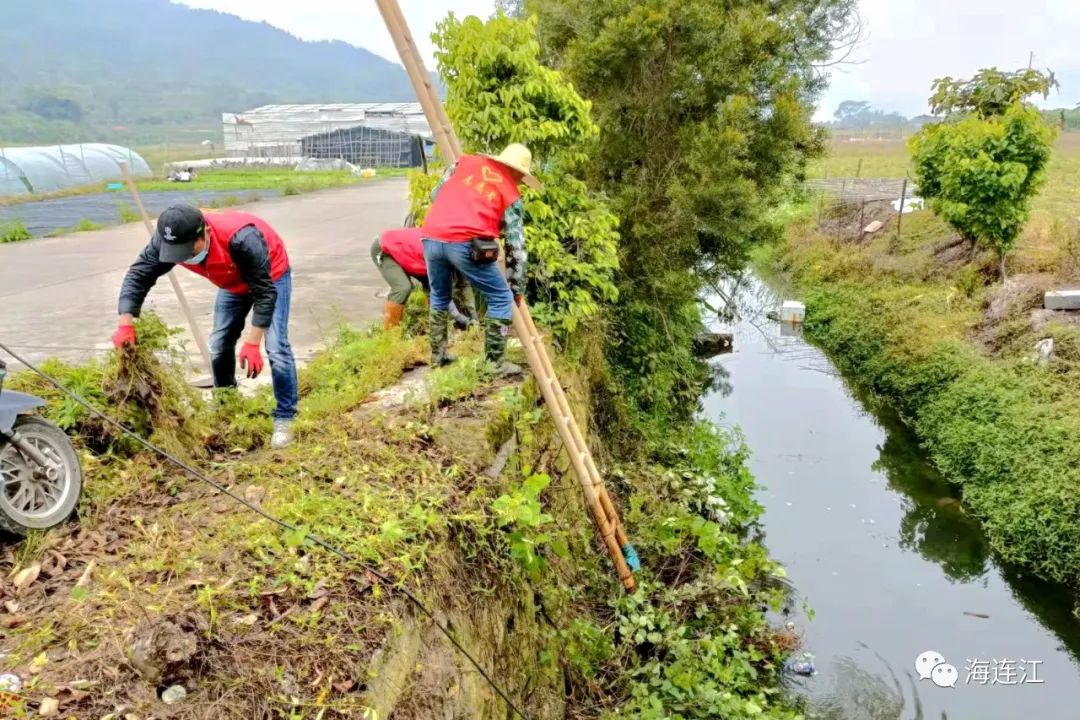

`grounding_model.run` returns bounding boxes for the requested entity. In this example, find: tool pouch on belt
[469,237,500,264]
